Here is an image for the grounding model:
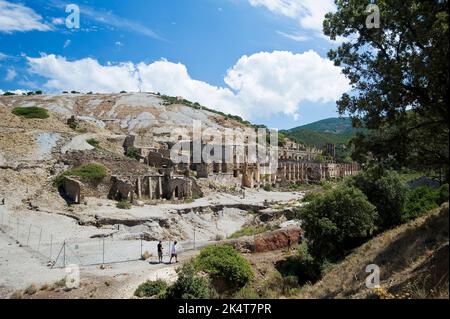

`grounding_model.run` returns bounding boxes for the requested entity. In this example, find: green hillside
[289,117,354,134]
[282,118,360,159]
